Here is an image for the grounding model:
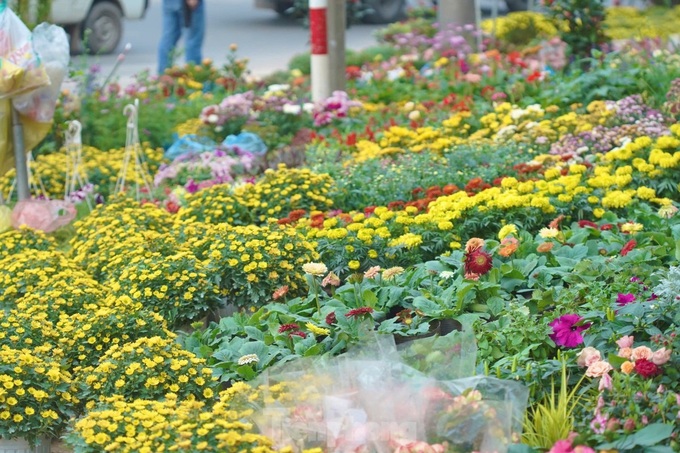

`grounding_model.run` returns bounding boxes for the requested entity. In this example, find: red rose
[634,358,661,378]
